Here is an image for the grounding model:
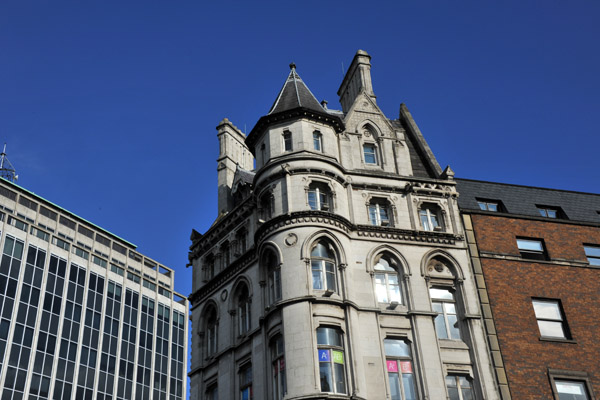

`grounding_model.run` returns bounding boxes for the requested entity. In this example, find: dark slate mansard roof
[456,178,600,224]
